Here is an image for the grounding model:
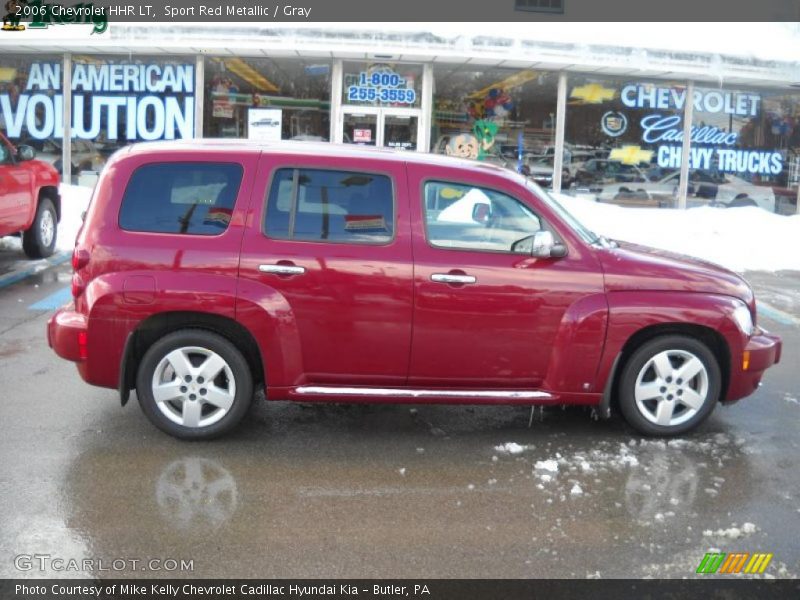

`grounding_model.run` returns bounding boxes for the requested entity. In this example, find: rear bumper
[47,305,87,362]
[726,330,782,402]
